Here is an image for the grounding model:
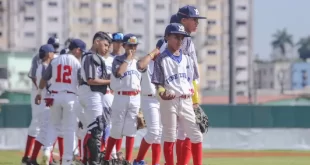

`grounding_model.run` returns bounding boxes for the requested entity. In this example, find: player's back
[49,54,81,94]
